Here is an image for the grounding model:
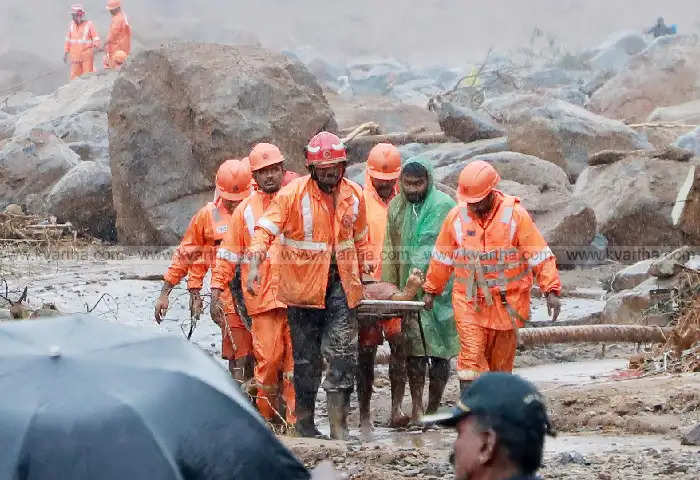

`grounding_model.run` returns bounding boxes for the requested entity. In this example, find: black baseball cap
[422,372,556,436]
